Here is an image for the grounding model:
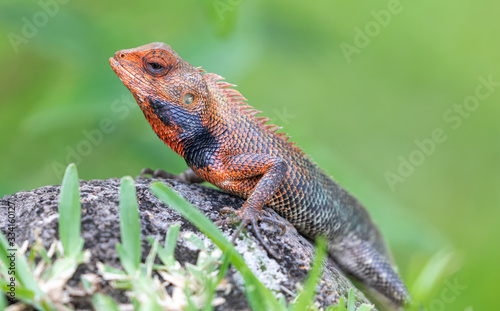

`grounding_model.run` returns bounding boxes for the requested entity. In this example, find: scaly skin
[109,42,410,306]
